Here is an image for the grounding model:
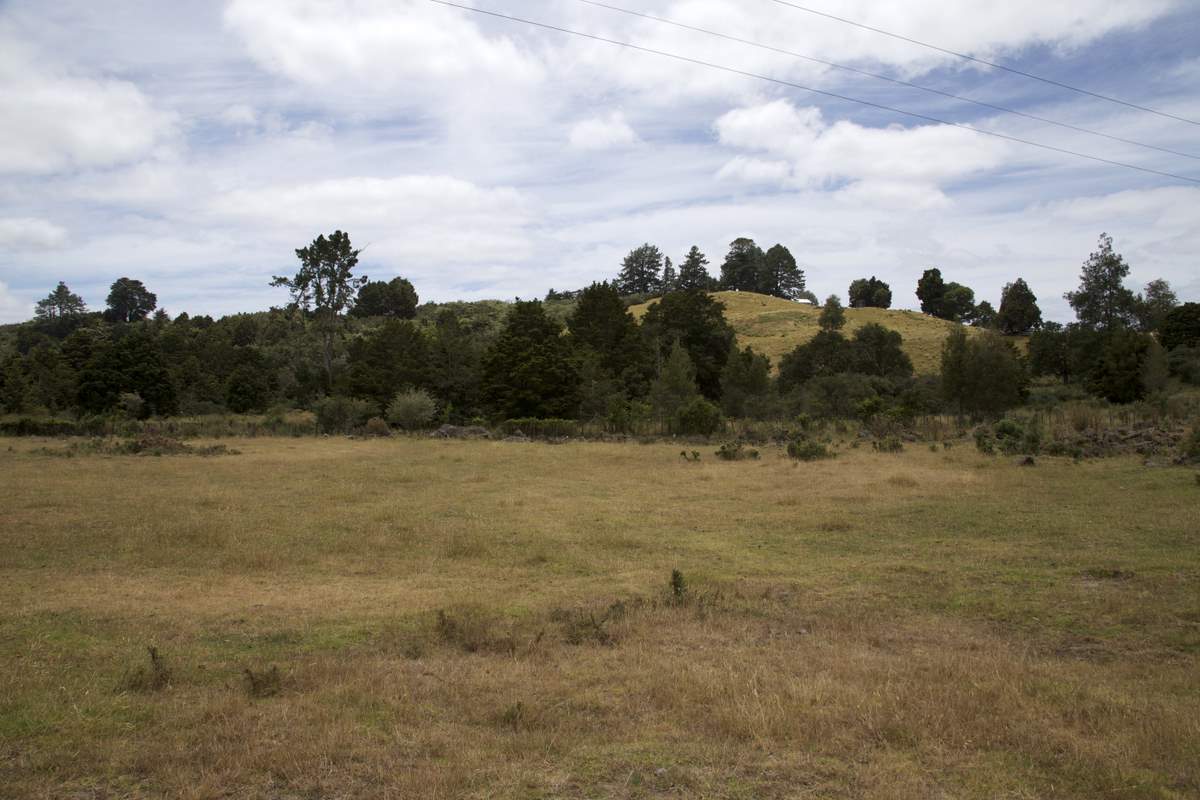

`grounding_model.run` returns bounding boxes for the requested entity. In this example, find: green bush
[714,442,759,461]
[386,388,437,430]
[873,436,904,453]
[1181,426,1200,464]
[364,417,391,437]
[674,397,723,436]
[314,396,379,434]
[787,437,832,461]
